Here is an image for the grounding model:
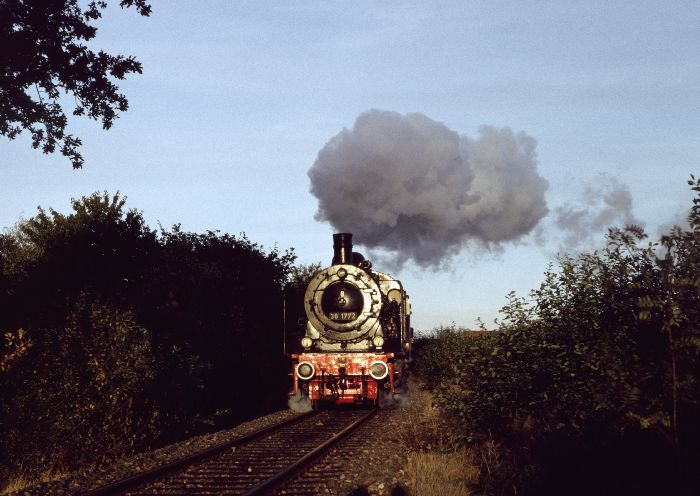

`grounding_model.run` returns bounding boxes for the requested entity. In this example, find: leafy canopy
[0,0,151,168]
